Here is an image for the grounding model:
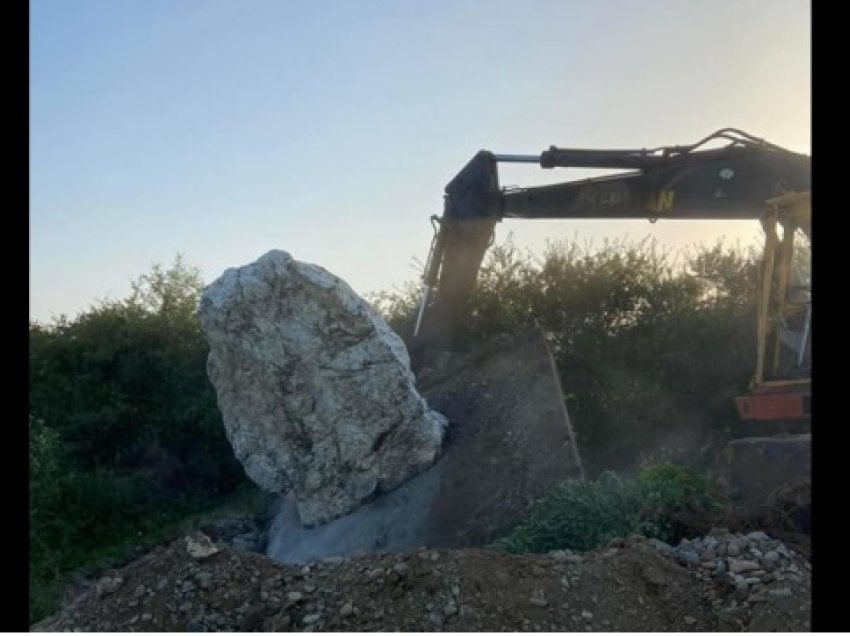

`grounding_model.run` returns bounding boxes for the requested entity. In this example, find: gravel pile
[648,528,811,630]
